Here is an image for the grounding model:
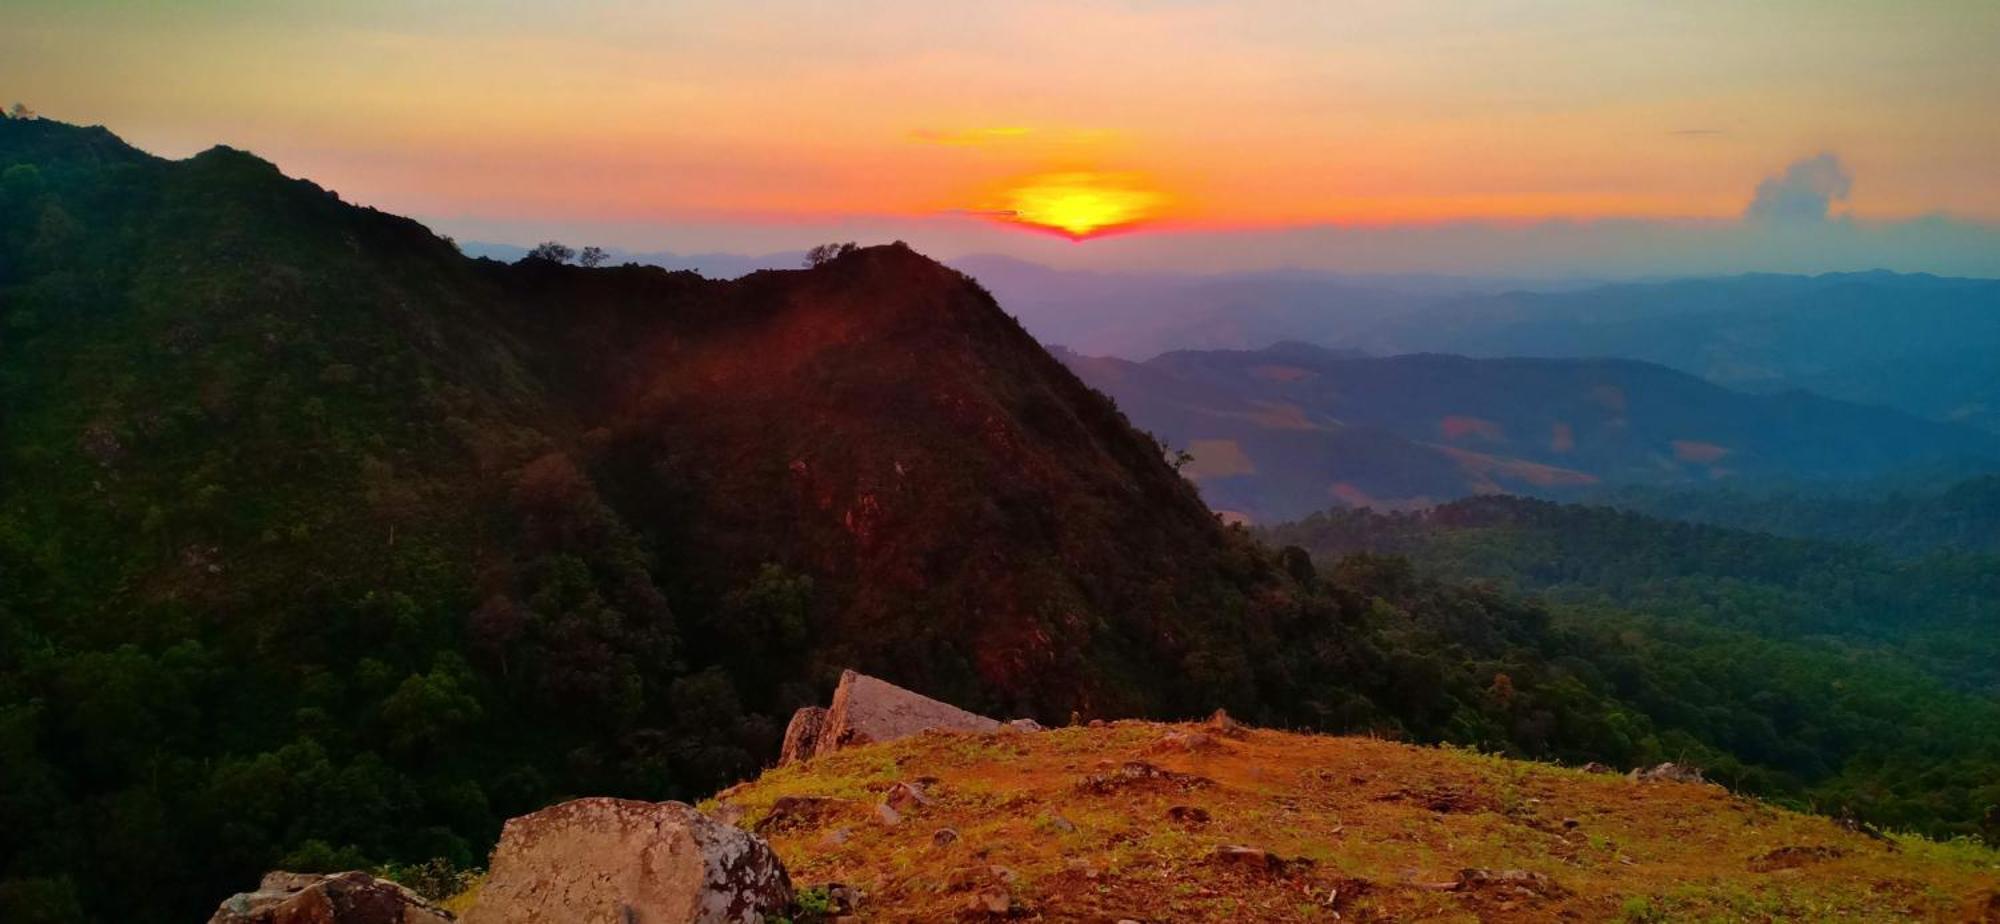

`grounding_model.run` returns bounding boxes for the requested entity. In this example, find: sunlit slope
[717,721,2000,922]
